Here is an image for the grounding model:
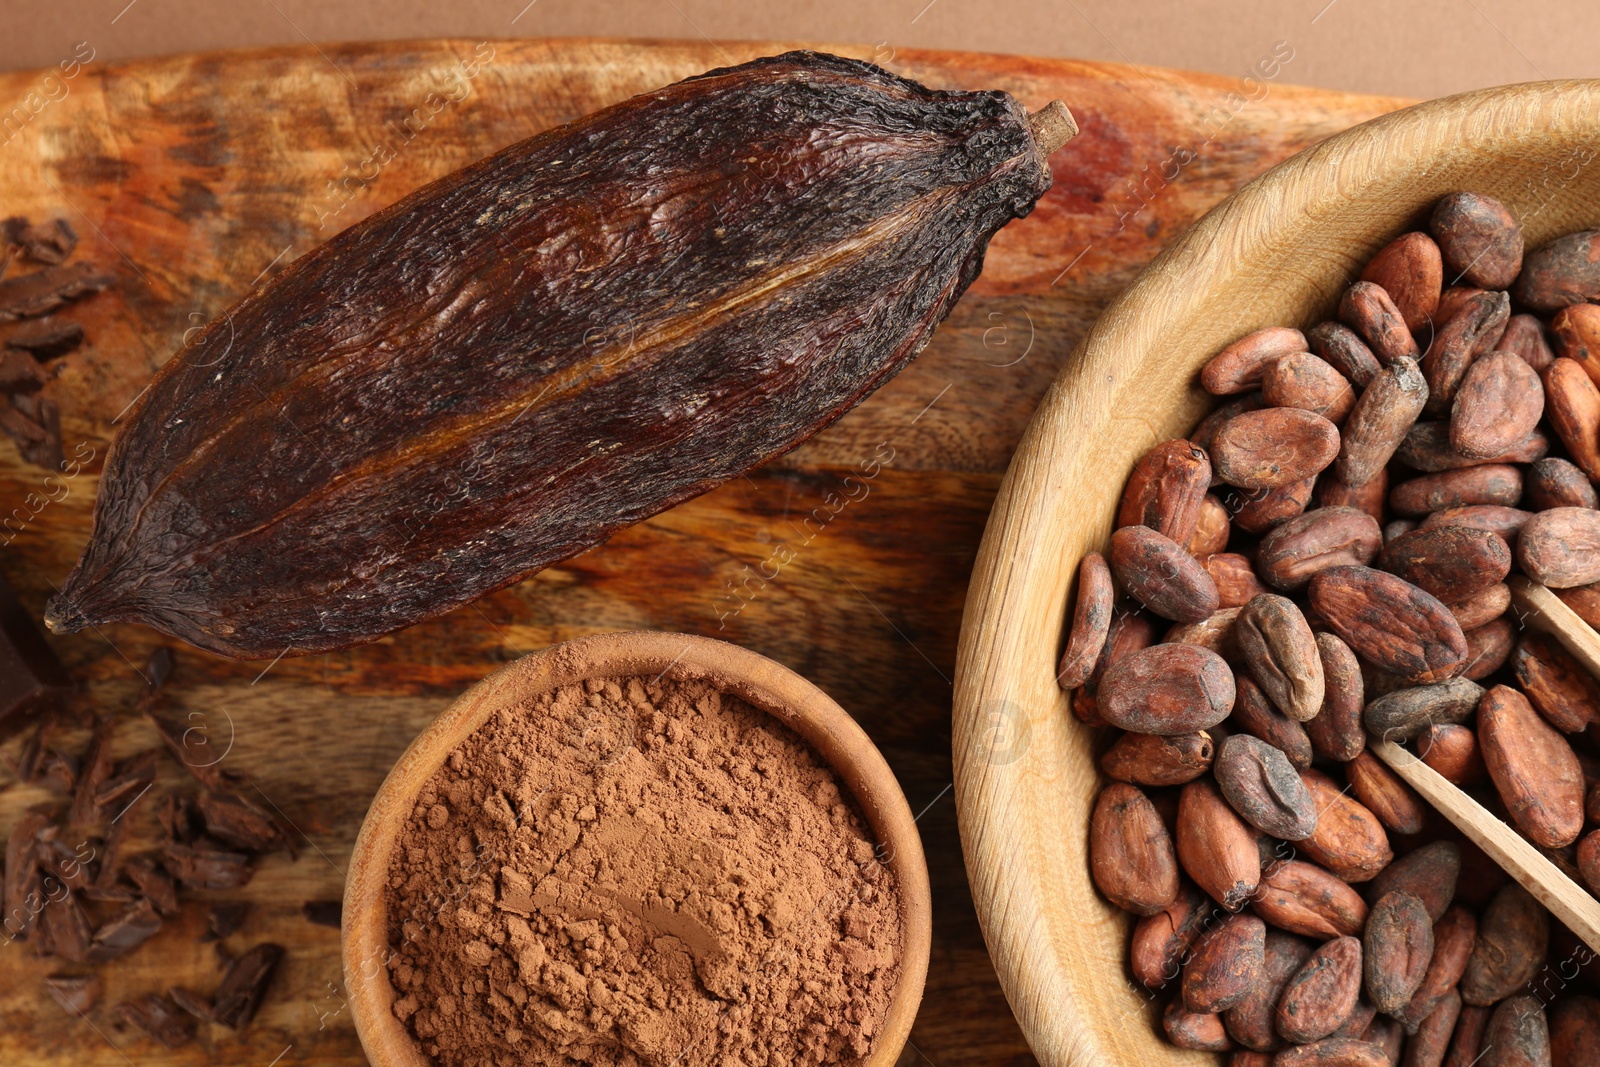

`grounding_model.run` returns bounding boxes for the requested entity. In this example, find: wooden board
[0,37,1404,1065]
